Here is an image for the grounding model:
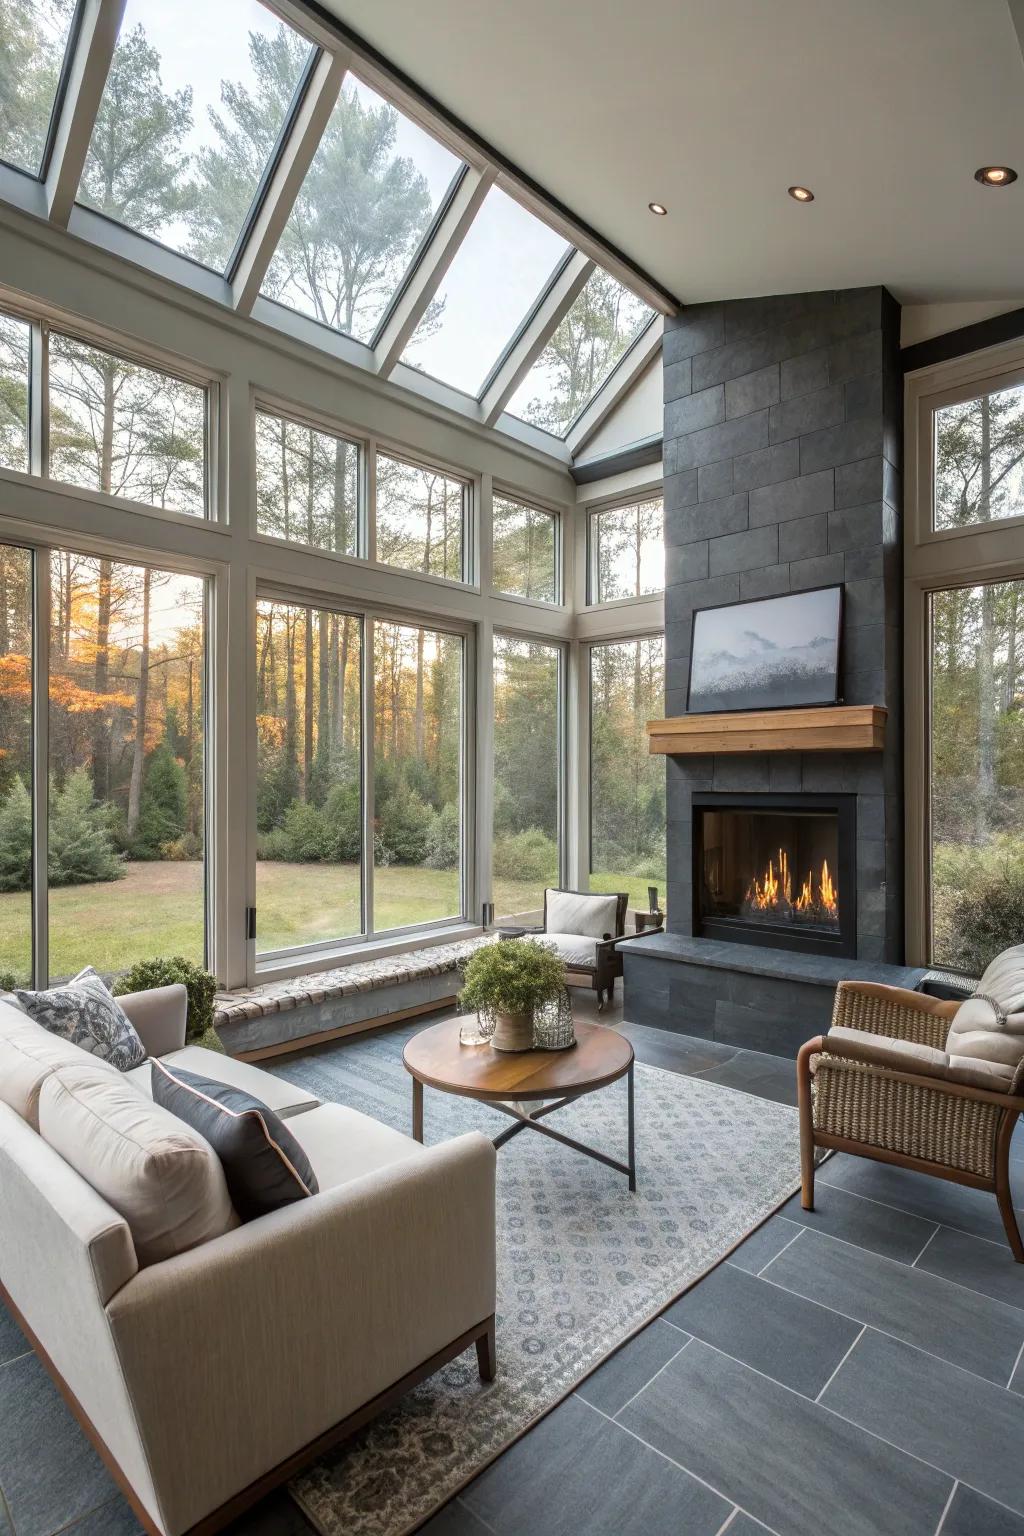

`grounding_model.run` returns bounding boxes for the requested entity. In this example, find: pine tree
[48,769,122,886]
[0,777,32,892]
[133,744,187,858]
